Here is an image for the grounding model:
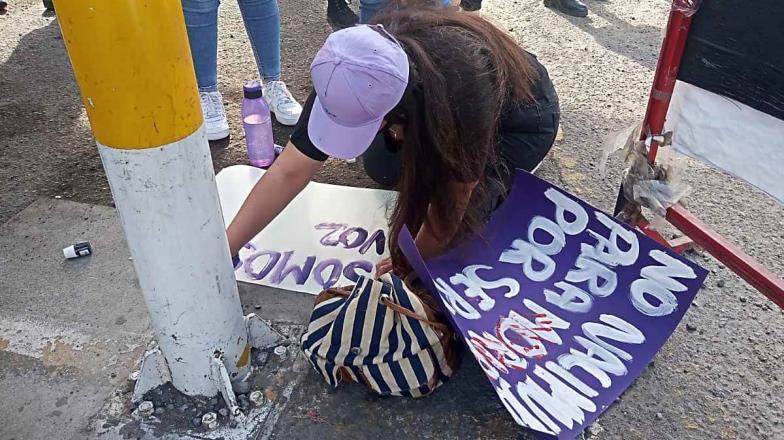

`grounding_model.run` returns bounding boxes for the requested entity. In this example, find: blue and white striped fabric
[301,273,455,397]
